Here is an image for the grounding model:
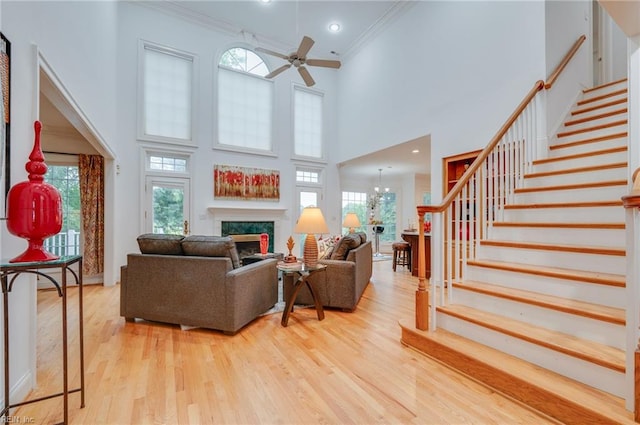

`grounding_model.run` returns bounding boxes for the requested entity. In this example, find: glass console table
[0,255,84,424]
